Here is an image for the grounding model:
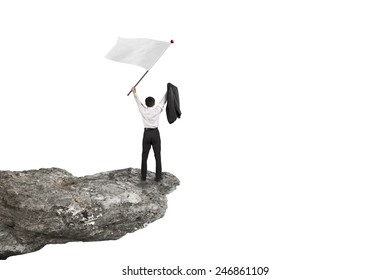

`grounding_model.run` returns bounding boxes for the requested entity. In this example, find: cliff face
[0,167,179,260]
